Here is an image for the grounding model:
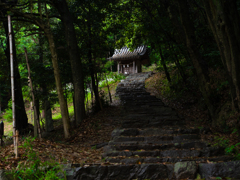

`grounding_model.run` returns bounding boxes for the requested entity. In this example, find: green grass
[99,72,125,88]
[2,109,13,122]
[52,104,75,121]
[52,113,62,120]
[142,64,157,72]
